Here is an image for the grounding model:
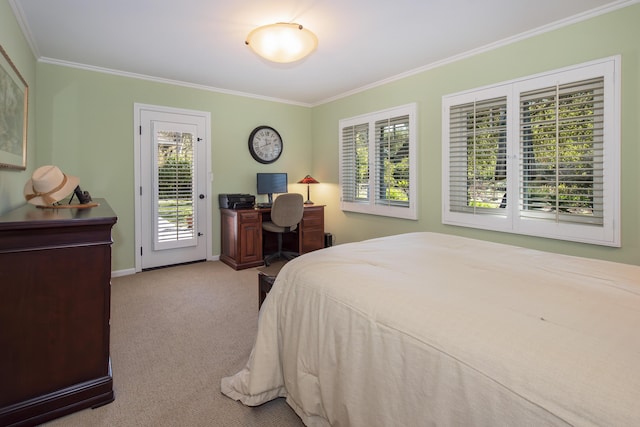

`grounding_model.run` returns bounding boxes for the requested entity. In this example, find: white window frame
[339,103,418,220]
[442,56,620,246]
